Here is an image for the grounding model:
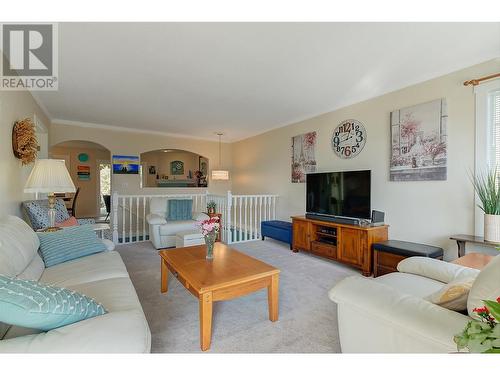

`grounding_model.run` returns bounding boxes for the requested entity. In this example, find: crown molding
[51,119,230,143]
